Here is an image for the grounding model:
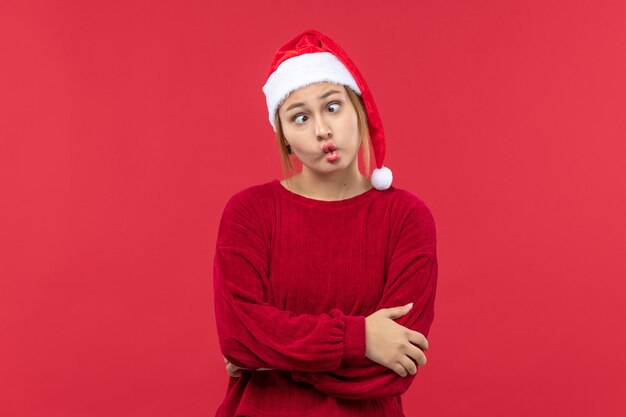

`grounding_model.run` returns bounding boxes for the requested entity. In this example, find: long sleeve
[213,193,367,372]
[289,200,438,399]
